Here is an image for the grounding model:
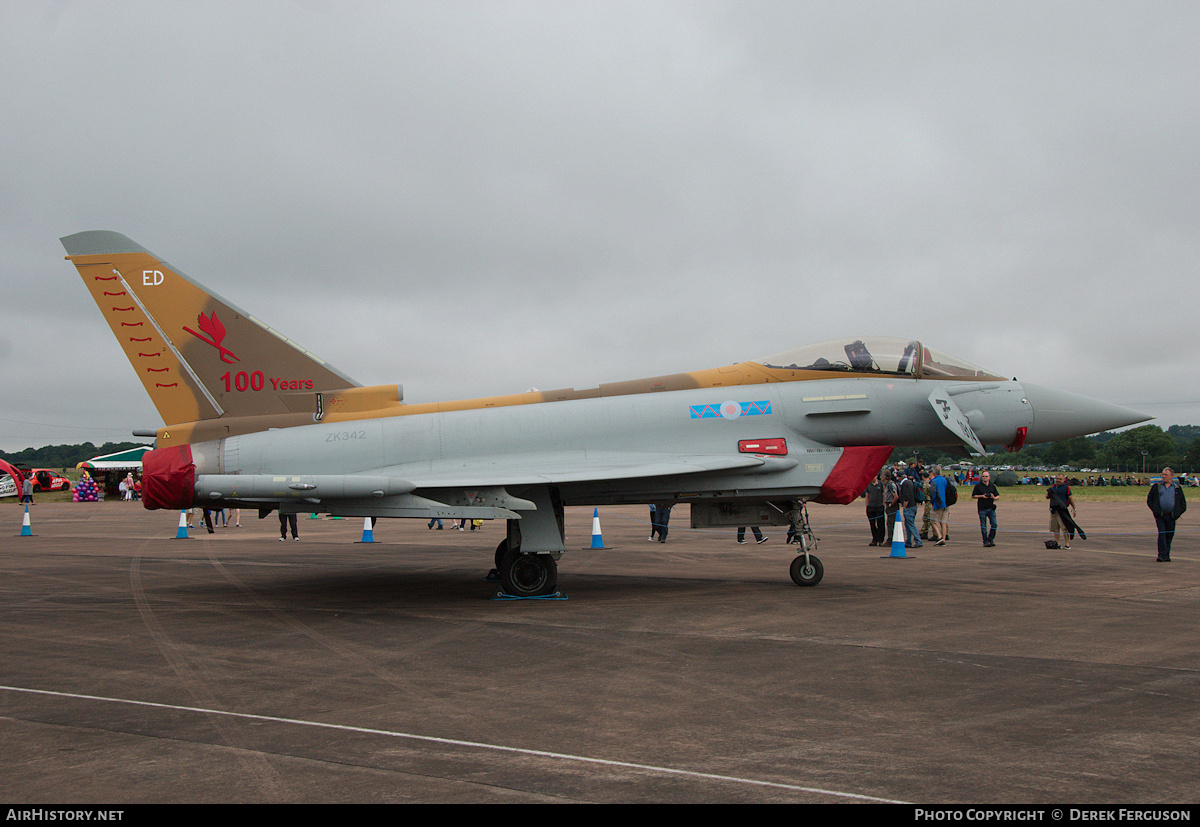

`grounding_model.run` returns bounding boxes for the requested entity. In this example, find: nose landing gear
[787,503,823,587]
